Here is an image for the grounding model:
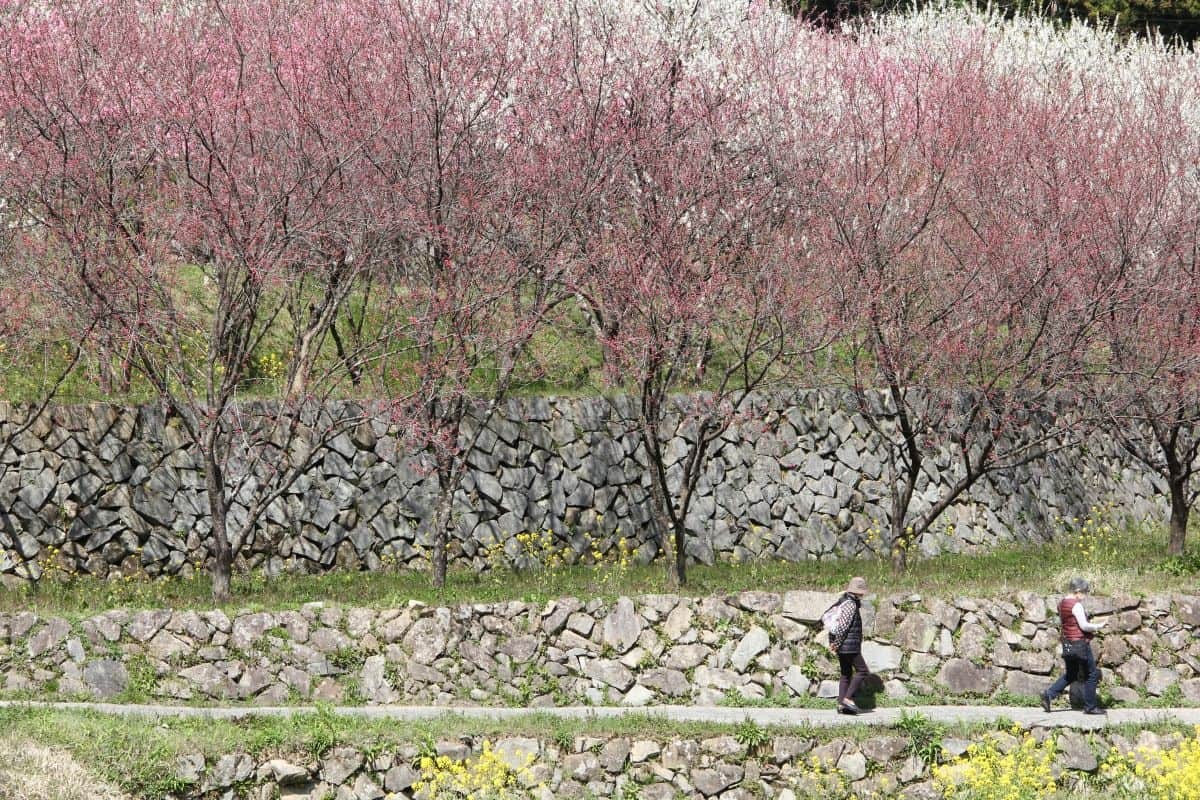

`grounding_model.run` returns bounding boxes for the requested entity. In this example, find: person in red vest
[1040,577,1107,714]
